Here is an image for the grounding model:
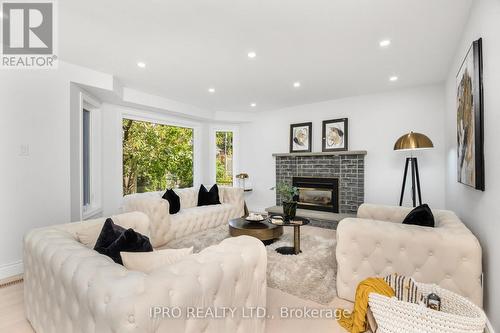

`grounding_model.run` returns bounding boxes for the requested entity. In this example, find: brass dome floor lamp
[394,132,434,207]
